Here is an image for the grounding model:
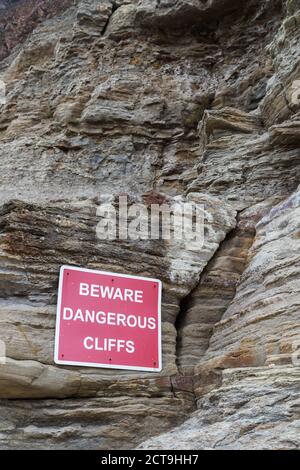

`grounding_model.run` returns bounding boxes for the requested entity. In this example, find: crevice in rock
[174,205,265,376]
[174,224,237,374]
[191,191,297,401]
